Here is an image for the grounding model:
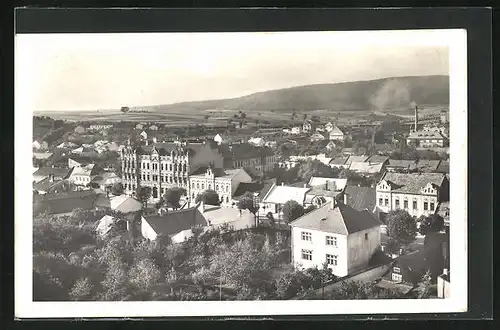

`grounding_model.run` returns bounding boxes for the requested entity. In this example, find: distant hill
[142,75,449,113]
